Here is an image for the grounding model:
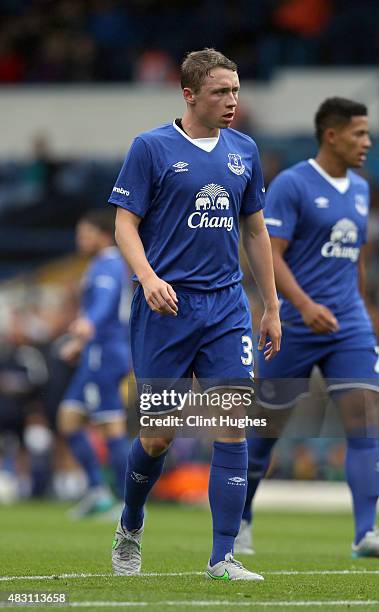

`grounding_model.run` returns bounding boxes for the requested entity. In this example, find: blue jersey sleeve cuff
[108,198,145,218]
[239,203,264,216]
